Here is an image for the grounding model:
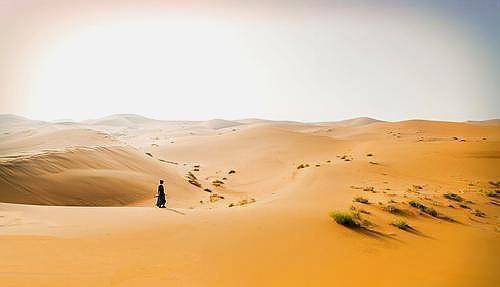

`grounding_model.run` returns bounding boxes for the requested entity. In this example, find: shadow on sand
[398,226,434,239]
[161,208,186,215]
[353,227,399,241]
[353,225,434,240]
